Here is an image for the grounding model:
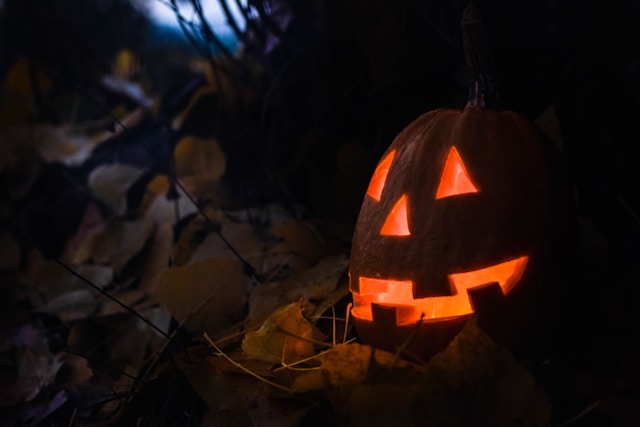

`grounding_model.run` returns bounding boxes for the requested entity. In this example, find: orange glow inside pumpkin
[352,255,528,324]
[435,146,479,199]
[380,195,410,236]
[366,150,396,202]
